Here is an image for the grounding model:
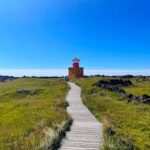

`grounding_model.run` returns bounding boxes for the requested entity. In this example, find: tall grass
[0,78,71,150]
[74,77,150,149]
